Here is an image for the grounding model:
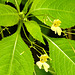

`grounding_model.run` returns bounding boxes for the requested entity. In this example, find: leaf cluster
[0,0,75,75]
